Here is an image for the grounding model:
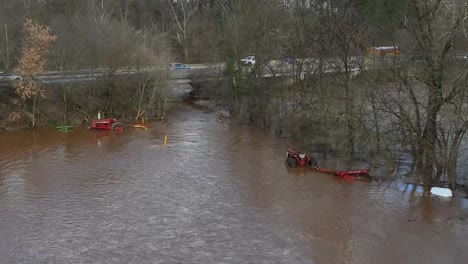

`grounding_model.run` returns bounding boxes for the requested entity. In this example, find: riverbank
[188,93,468,192]
[0,74,172,131]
